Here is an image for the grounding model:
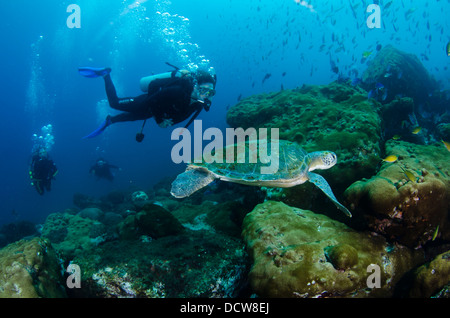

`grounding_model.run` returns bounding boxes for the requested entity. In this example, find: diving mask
[198,85,216,99]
